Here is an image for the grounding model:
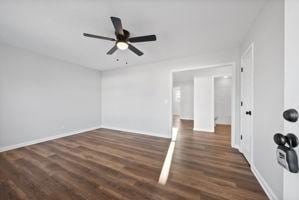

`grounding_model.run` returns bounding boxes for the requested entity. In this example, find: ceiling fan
[83,17,157,56]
